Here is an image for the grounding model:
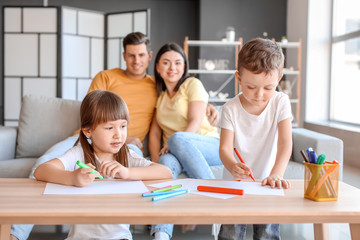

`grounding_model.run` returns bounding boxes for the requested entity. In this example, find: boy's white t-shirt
[219,91,292,180]
[57,145,152,240]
